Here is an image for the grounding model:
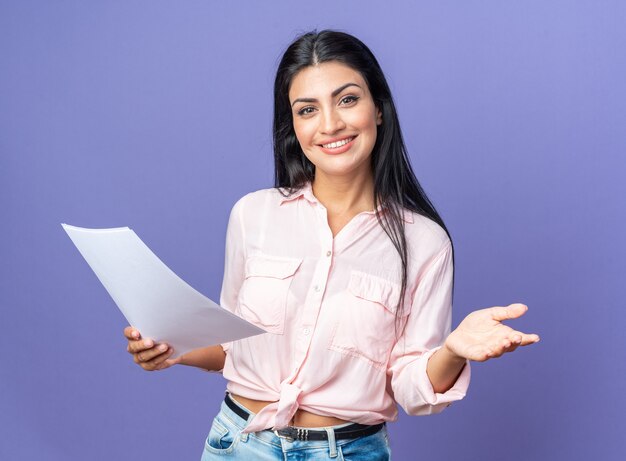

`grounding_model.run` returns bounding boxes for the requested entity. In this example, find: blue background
[1,1,625,459]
